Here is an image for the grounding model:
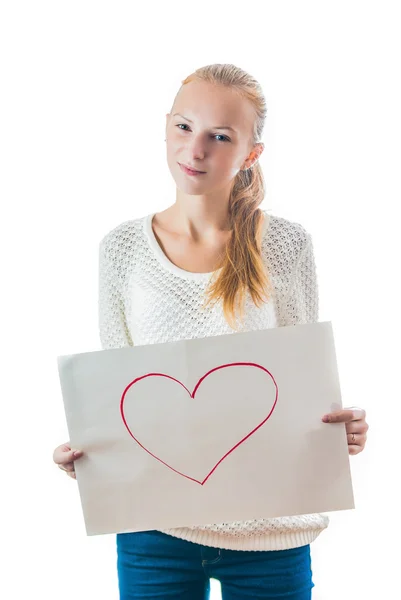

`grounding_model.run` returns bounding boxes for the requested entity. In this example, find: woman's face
[165,79,261,196]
